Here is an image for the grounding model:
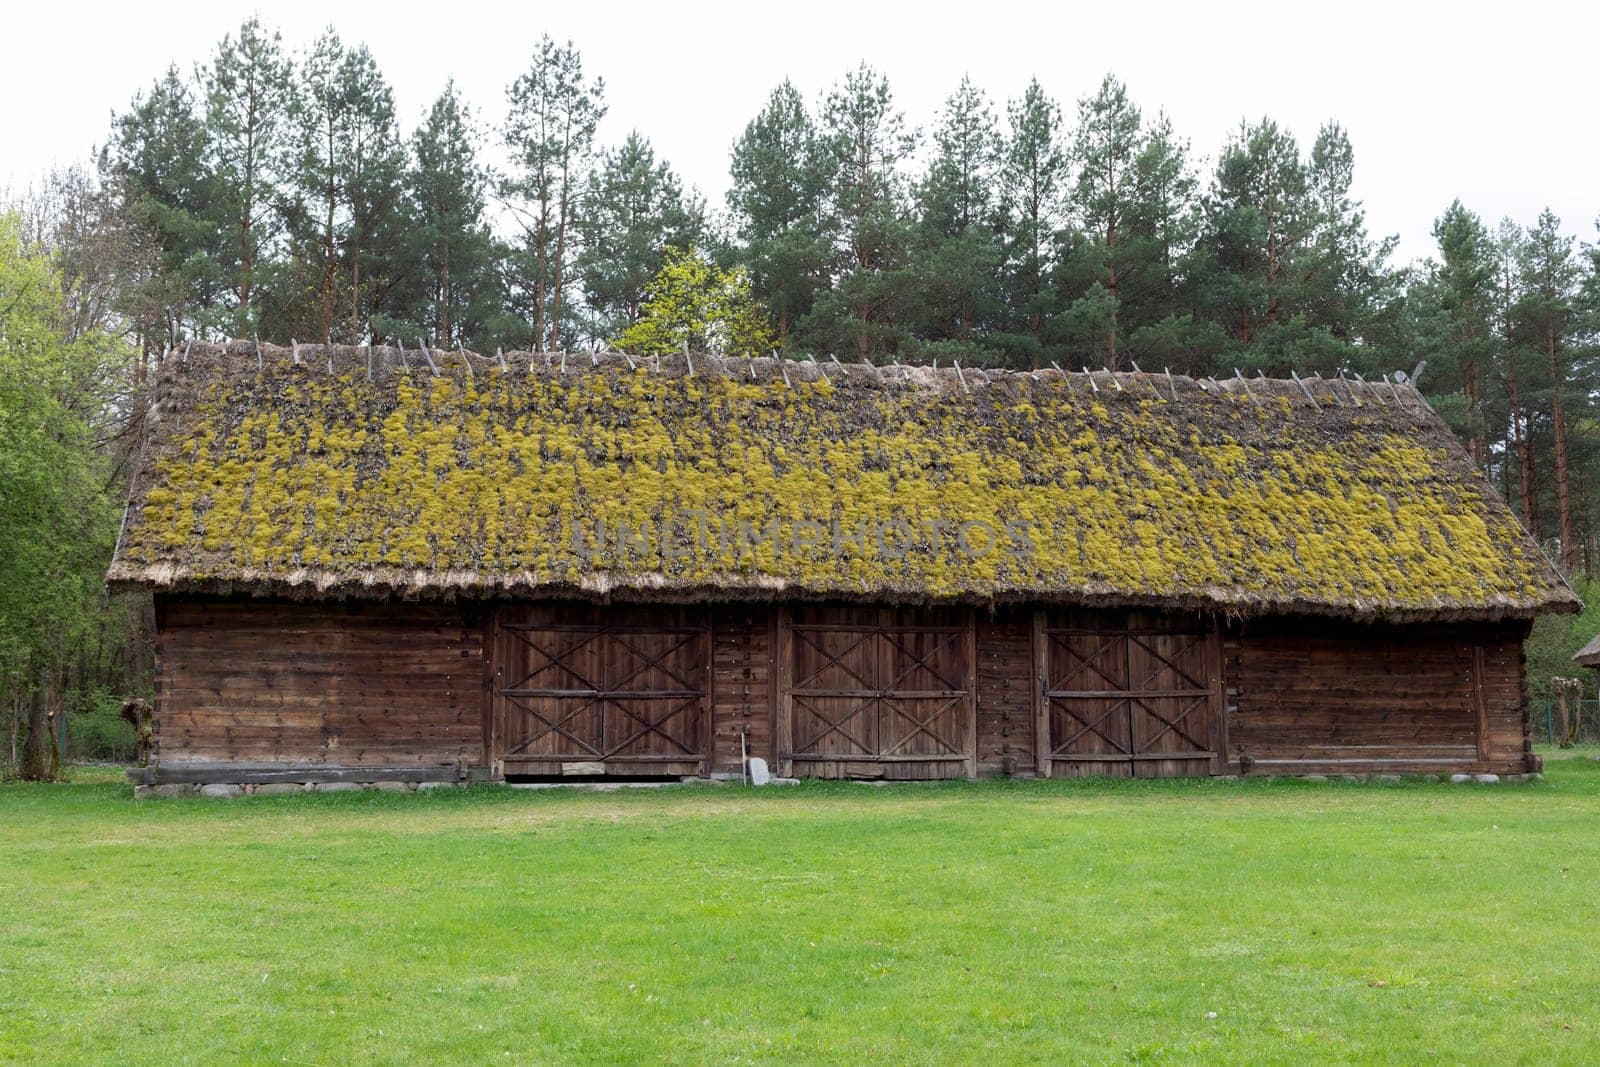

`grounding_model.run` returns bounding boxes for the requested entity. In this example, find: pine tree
[339,44,408,343]
[1518,209,1582,568]
[202,17,293,337]
[1495,219,1538,533]
[996,79,1066,364]
[399,82,505,349]
[806,64,917,357]
[726,81,833,350]
[1429,201,1497,465]
[1120,112,1210,367]
[911,76,1003,358]
[503,36,606,351]
[1195,118,1315,367]
[102,65,222,353]
[577,132,703,338]
[1300,123,1399,368]
[286,28,352,344]
[1067,75,1144,365]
